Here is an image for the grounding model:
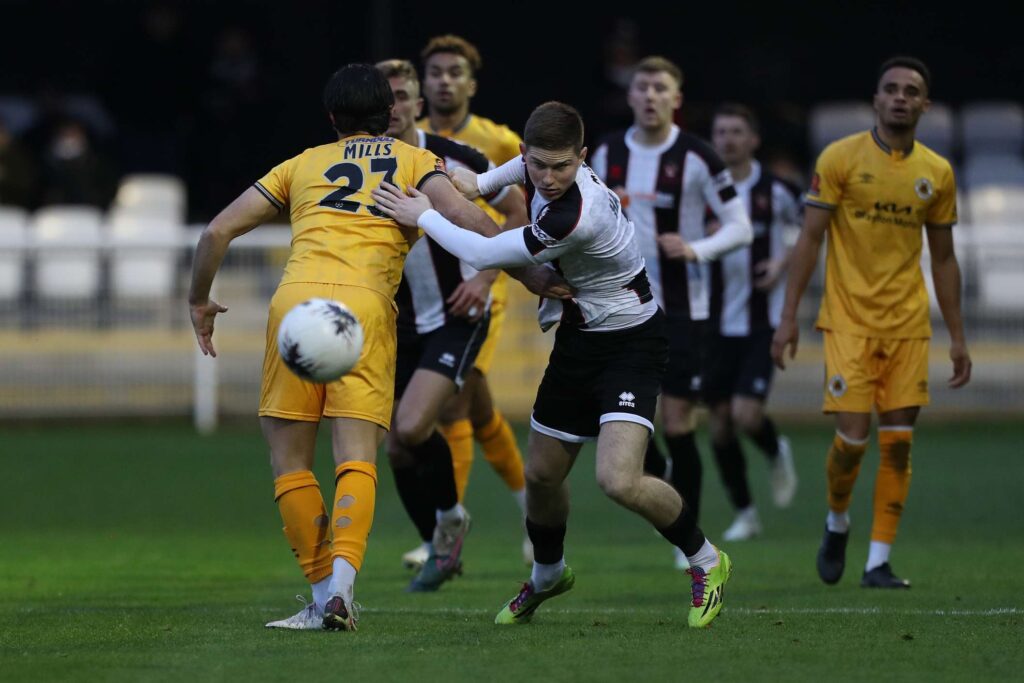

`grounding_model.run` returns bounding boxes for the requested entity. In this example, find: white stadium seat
[0,207,29,300]
[107,213,182,299]
[961,101,1024,156]
[32,206,104,299]
[971,224,1024,313]
[113,174,187,222]
[808,101,875,155]
[967,186,1024,225]
[916,101,956,159]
